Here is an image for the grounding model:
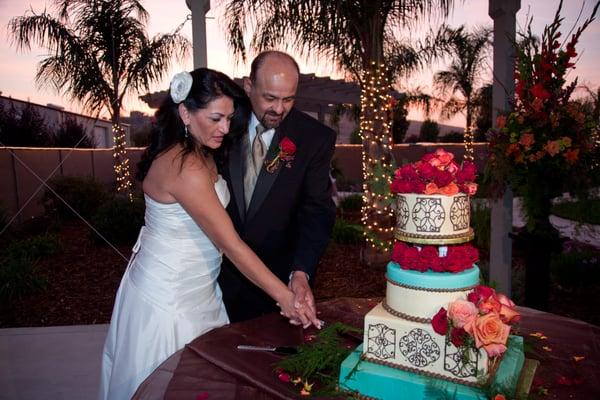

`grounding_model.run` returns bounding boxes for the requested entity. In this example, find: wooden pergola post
[488,0,521,296]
